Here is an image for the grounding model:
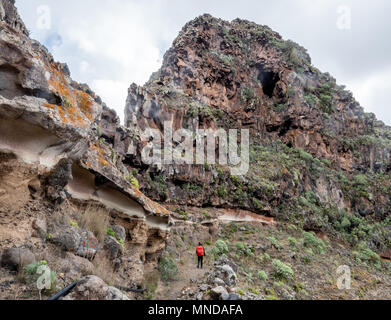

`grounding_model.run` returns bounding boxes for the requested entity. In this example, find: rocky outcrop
[121,14,391,253]
[0,247,35,271]
[0,0,171,296]
[0,0,171,224]
[0,0,28,36]
[125,14,391,174]
[62,276,129,300]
